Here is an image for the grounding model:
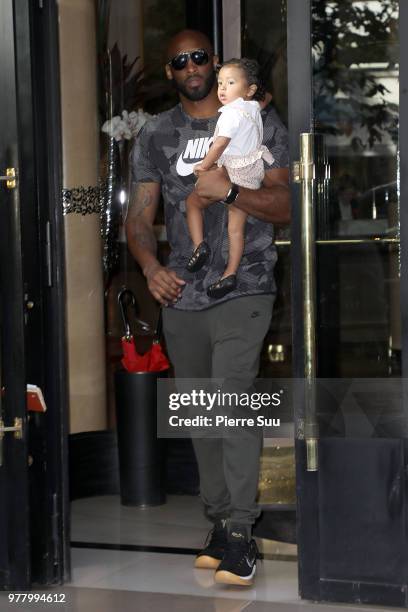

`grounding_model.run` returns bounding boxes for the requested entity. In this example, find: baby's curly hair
[220,58,266,101]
